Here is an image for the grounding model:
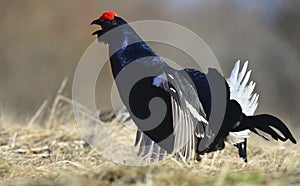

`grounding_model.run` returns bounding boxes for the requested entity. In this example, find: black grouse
[92,11,297,163]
